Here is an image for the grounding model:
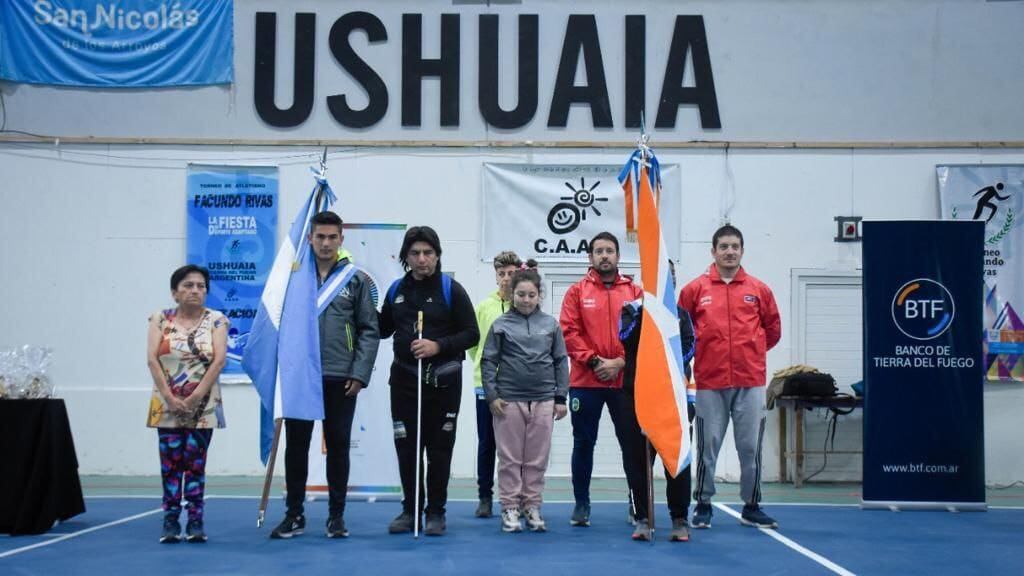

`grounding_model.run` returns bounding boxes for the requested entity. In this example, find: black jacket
[619,303,695,392]
[379,270,479,383]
